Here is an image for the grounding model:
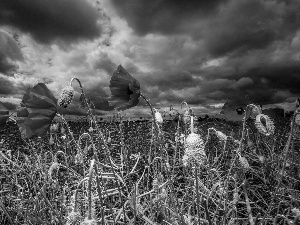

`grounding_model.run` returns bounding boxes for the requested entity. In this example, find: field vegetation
[1,66,300,225]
